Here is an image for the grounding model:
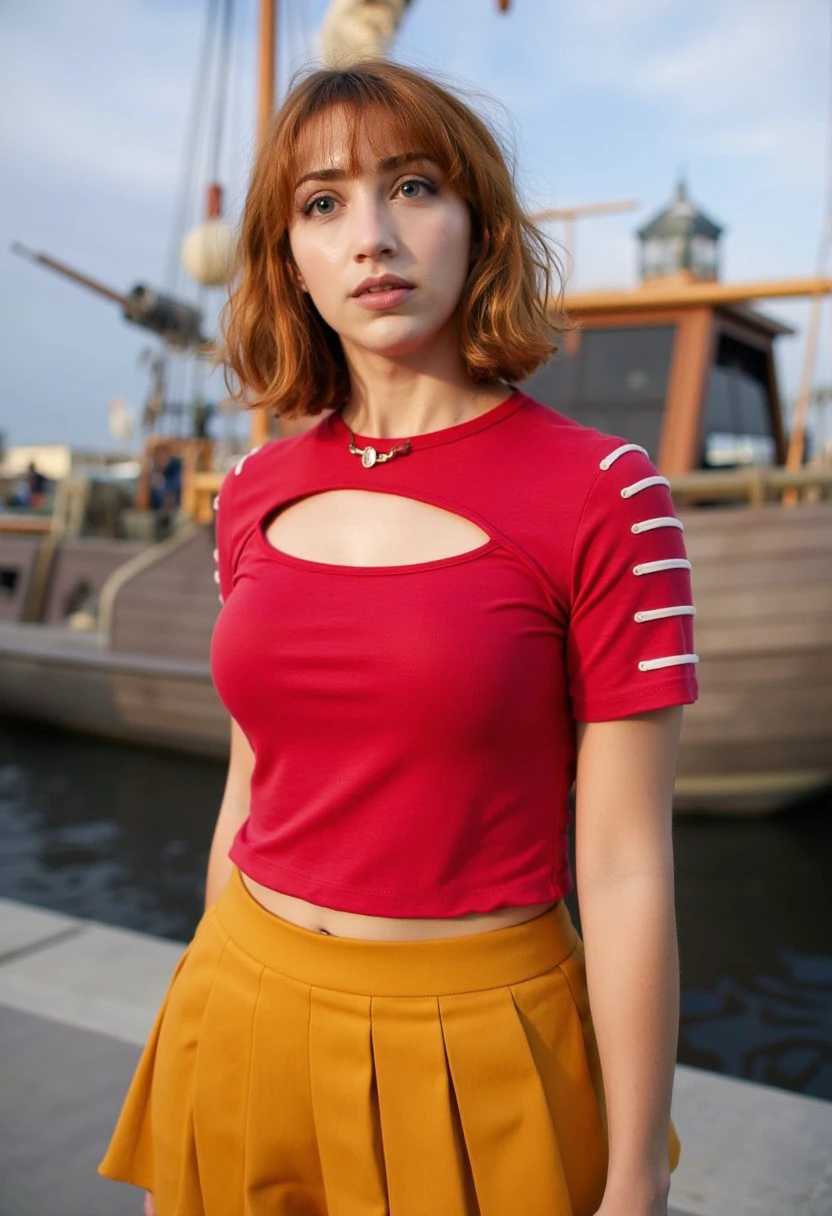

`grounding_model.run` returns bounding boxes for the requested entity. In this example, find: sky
[0,0,828,452]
